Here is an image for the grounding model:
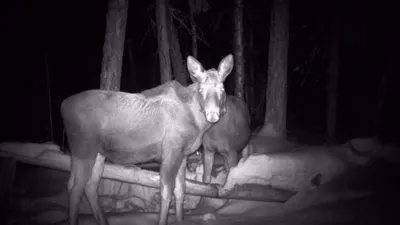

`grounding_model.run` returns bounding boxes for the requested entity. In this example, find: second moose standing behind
[201,95,251,184]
